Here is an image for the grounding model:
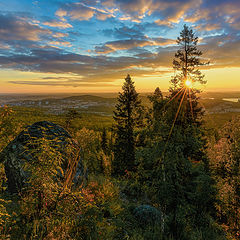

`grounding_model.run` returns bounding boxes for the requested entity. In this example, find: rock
[133,205,162,227]
[0,121,85,194]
